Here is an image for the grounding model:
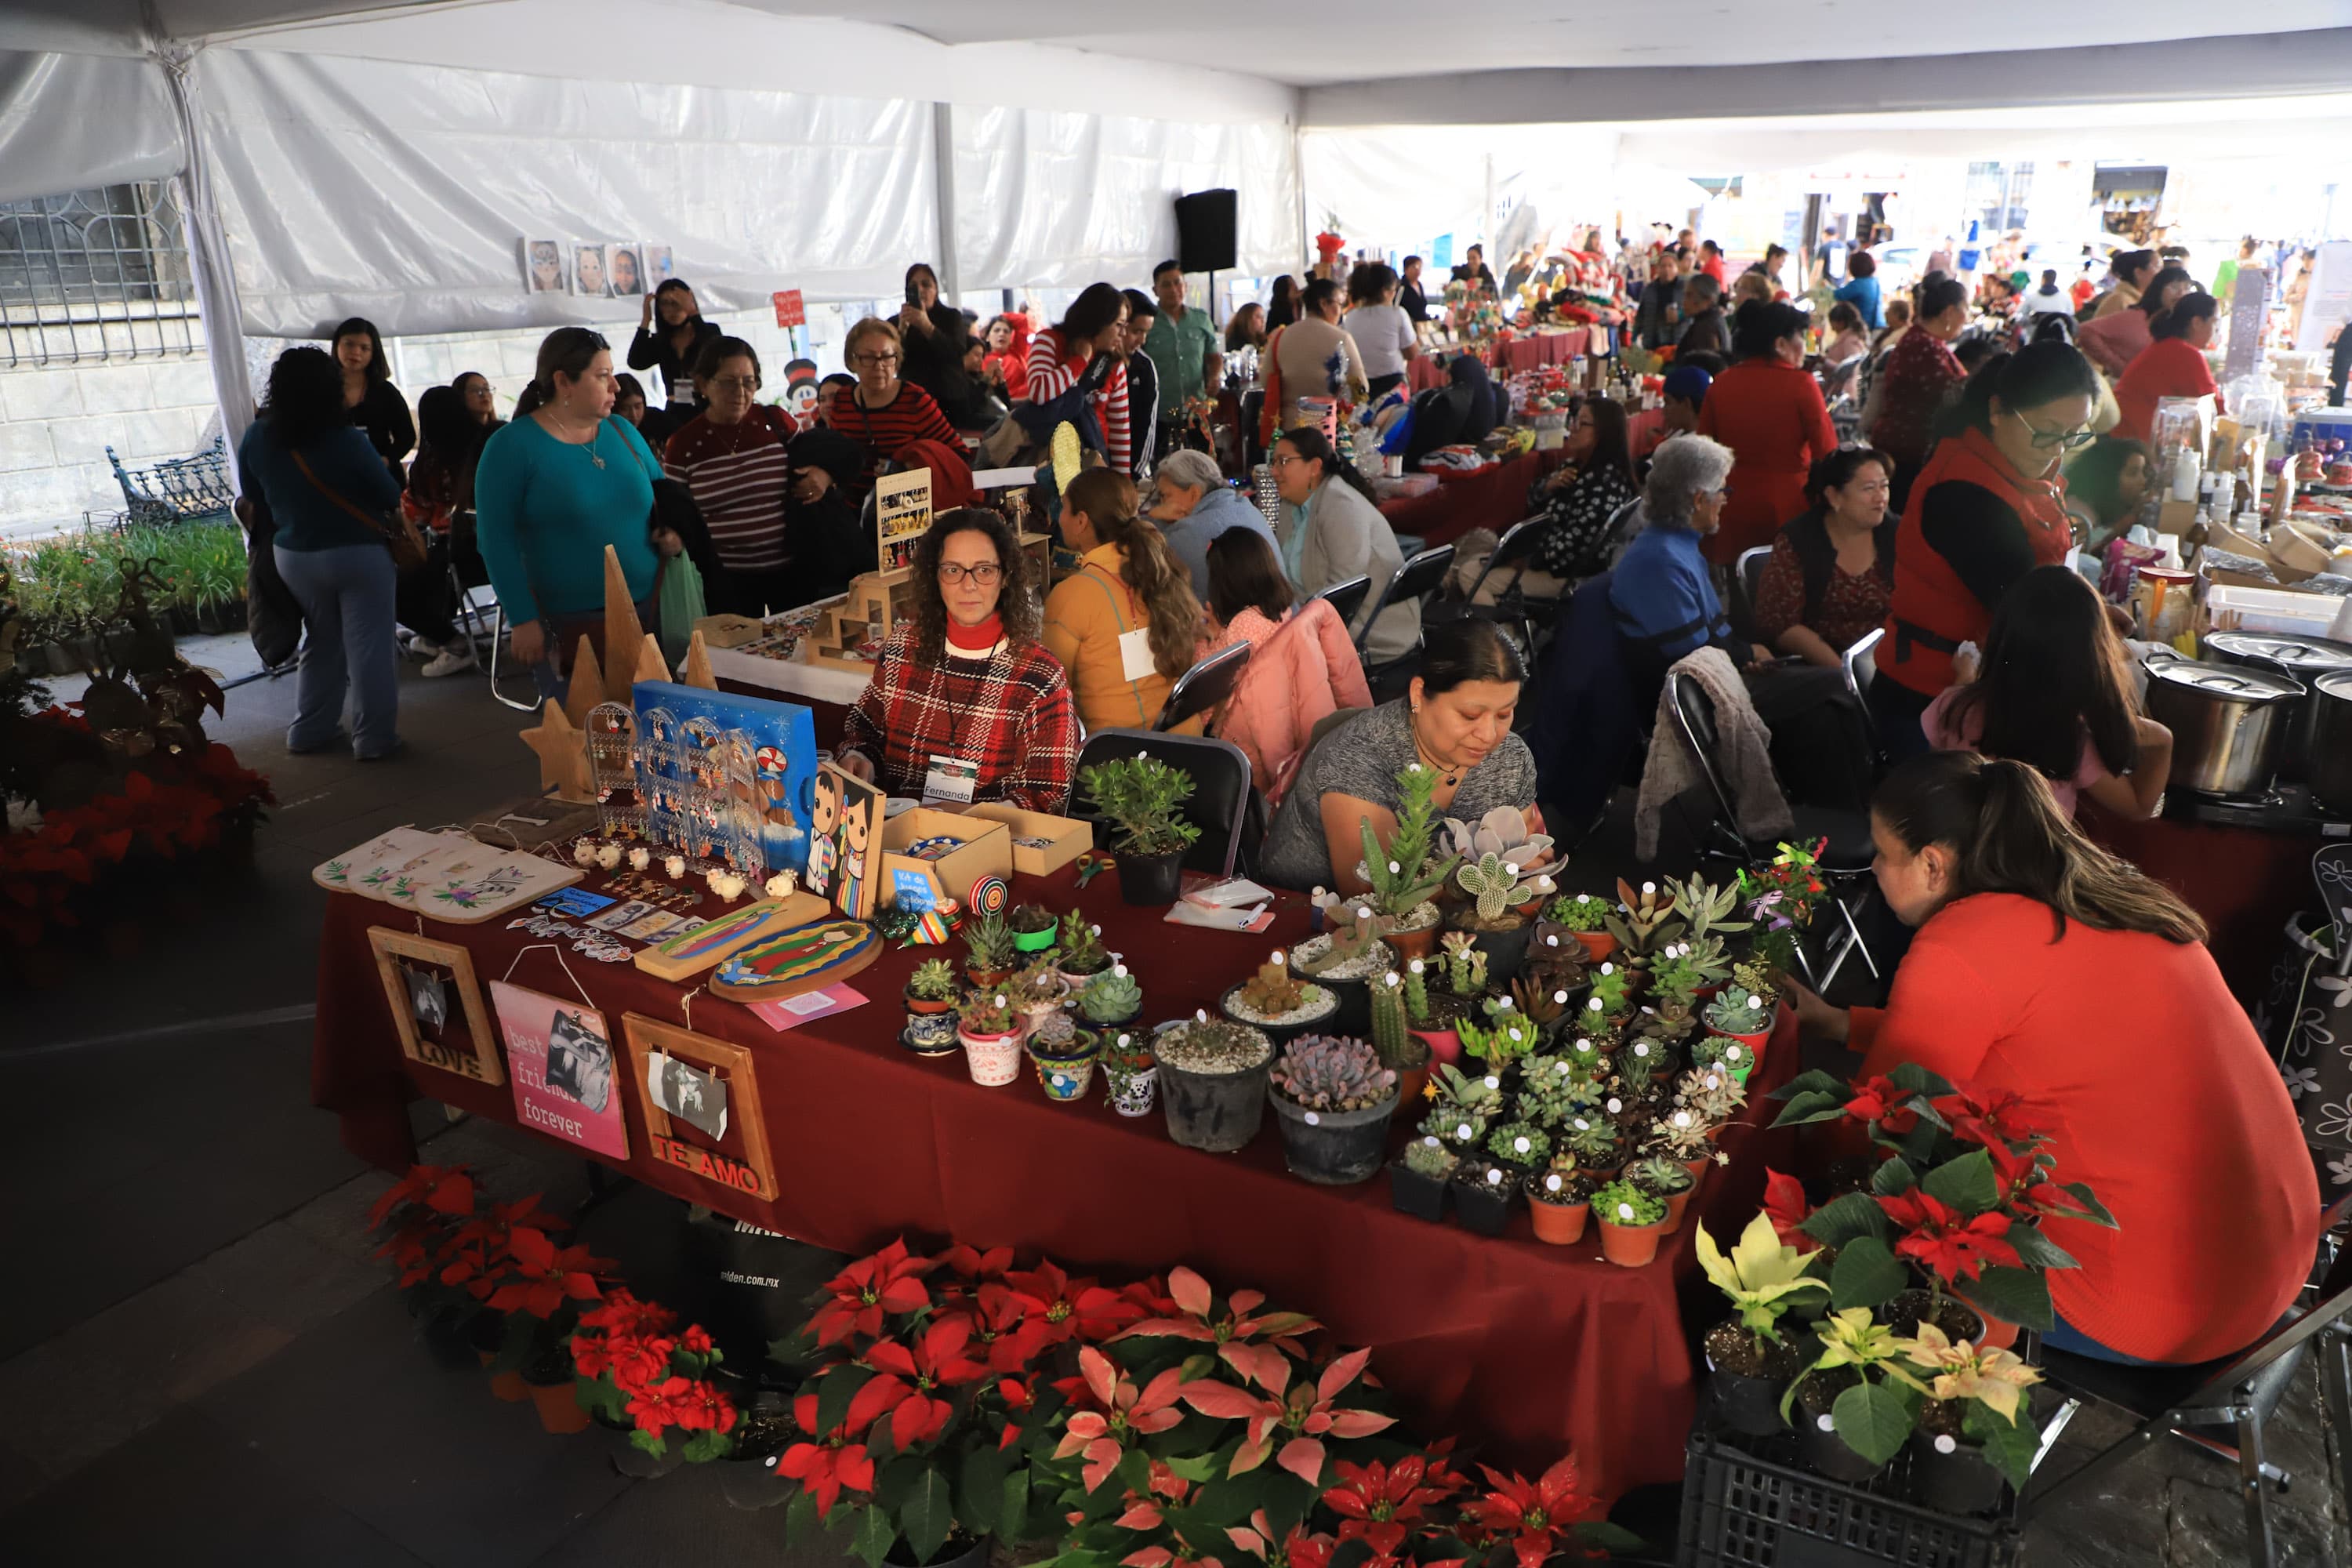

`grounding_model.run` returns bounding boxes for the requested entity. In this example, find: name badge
[1118,626,1156,684]
[924,753,978,804]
